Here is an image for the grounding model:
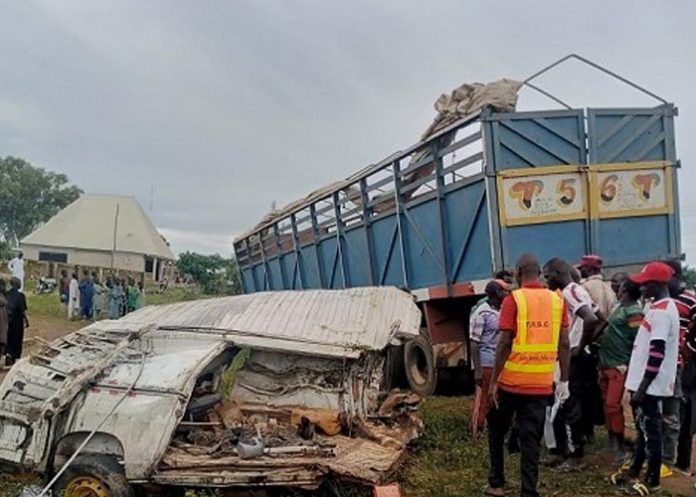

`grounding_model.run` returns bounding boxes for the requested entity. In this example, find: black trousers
[676,392,694,470]
[584,350,604,435]
[552,354,588,458]
[6,321,24,360]
[488,389,549,497]
[630,395,663,487]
